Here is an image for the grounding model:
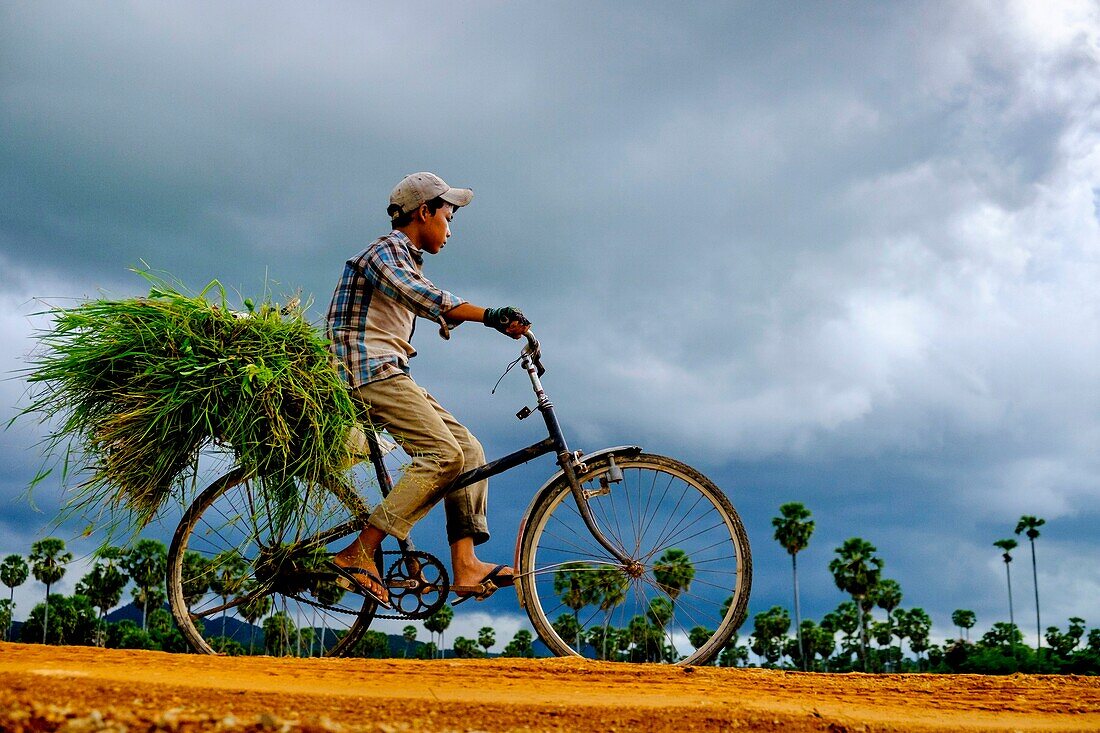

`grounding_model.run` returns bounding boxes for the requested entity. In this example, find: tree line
[0,538,543,659]
[3,506,1096,672]
[766,503,1098,674]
